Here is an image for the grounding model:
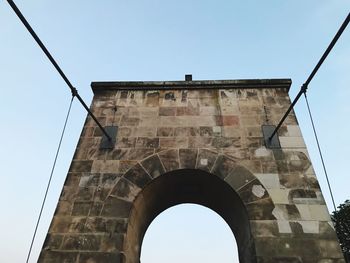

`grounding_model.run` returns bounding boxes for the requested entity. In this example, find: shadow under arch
[124,169,257,263]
